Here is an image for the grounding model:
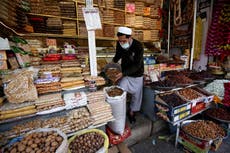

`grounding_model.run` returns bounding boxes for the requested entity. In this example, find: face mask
[120,42,130,49]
